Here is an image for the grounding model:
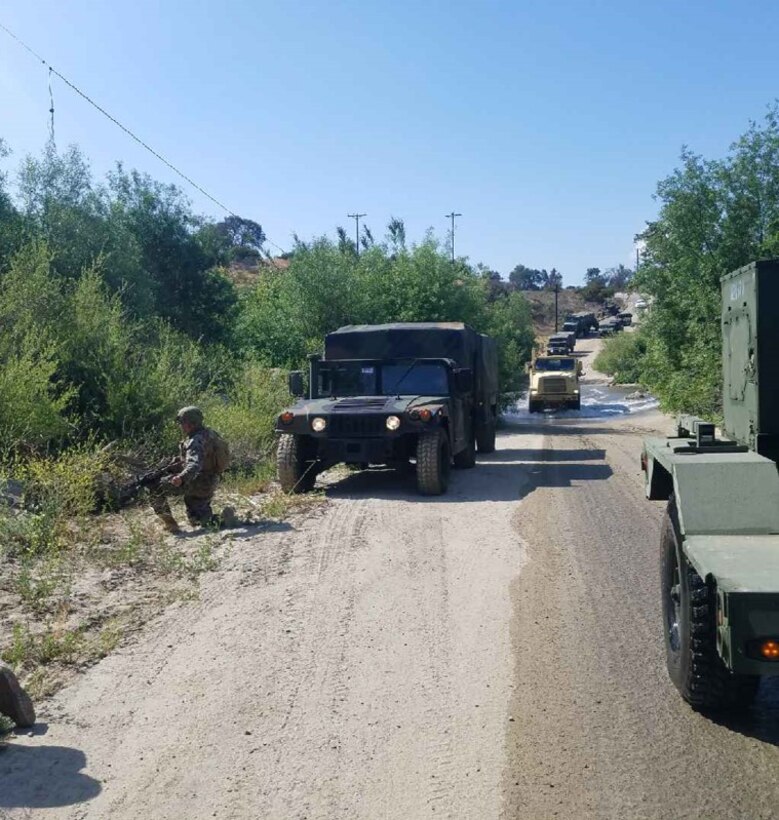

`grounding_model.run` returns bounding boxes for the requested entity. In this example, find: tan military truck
[528,355,582,412]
